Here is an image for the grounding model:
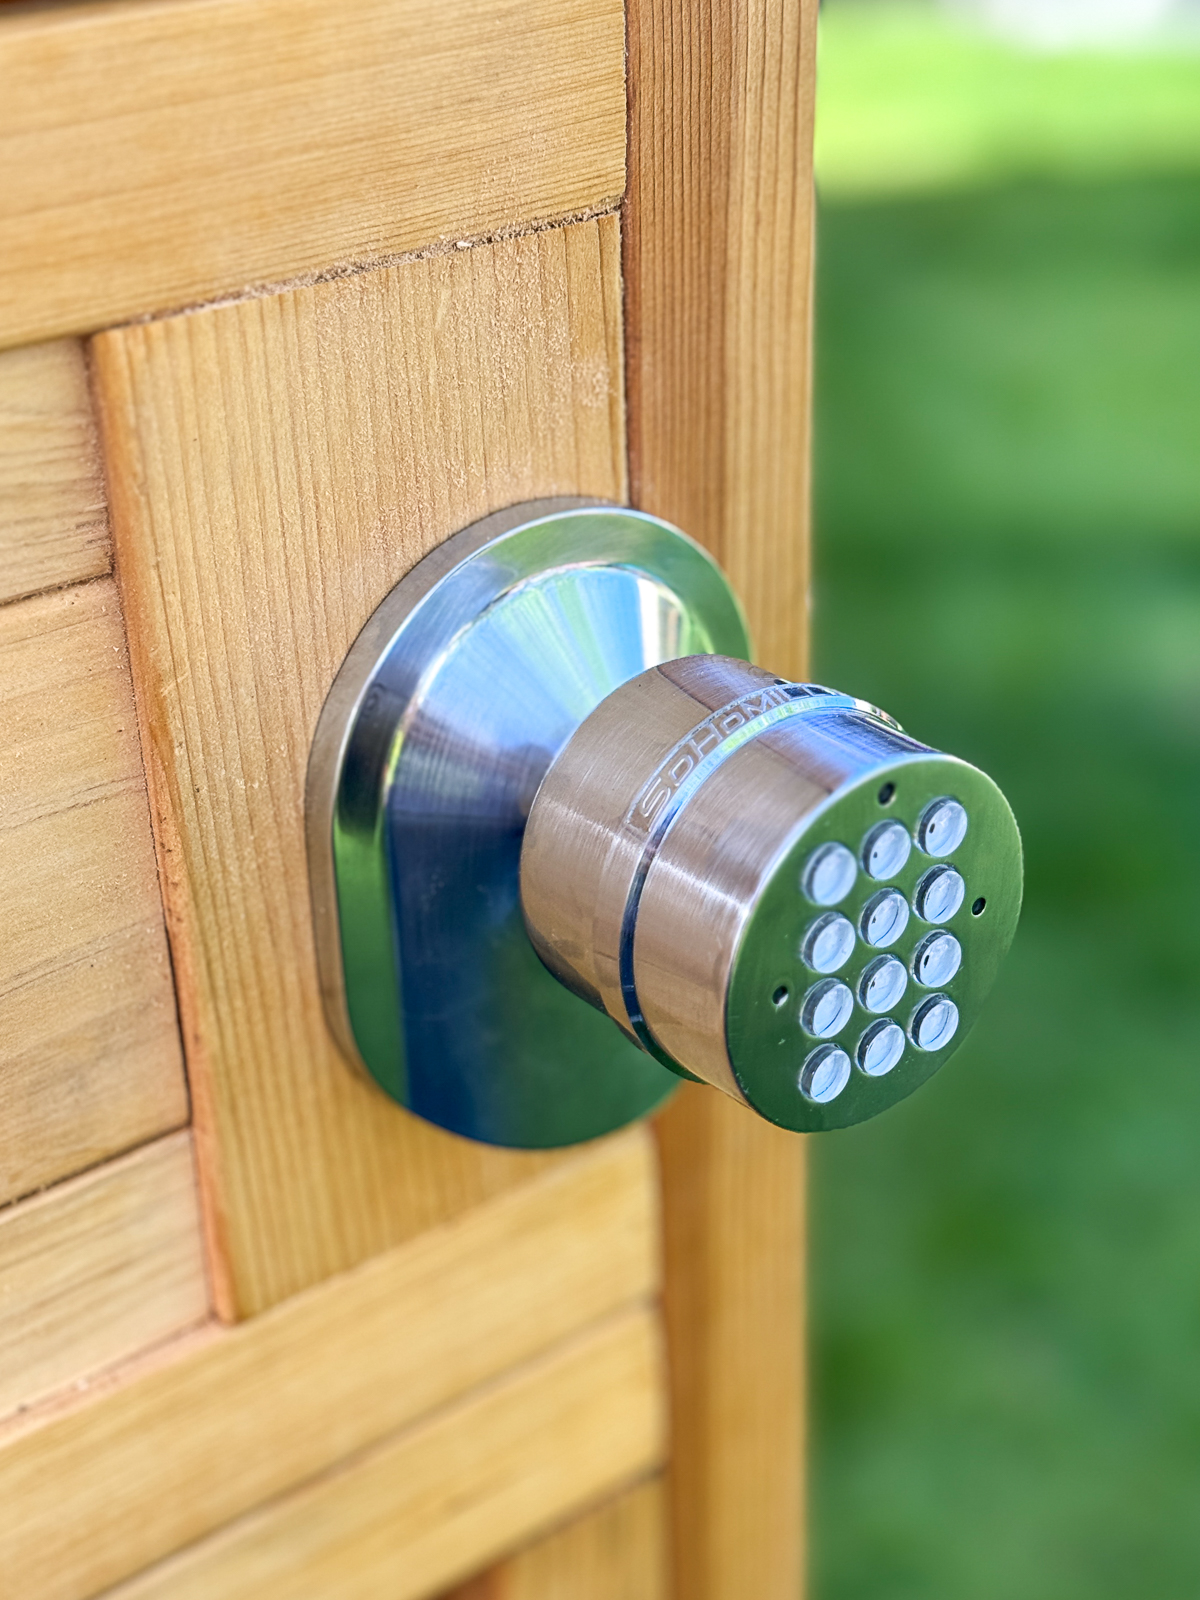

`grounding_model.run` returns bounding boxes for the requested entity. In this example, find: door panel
[92,216,626,1316]
[0,0,816,1592]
